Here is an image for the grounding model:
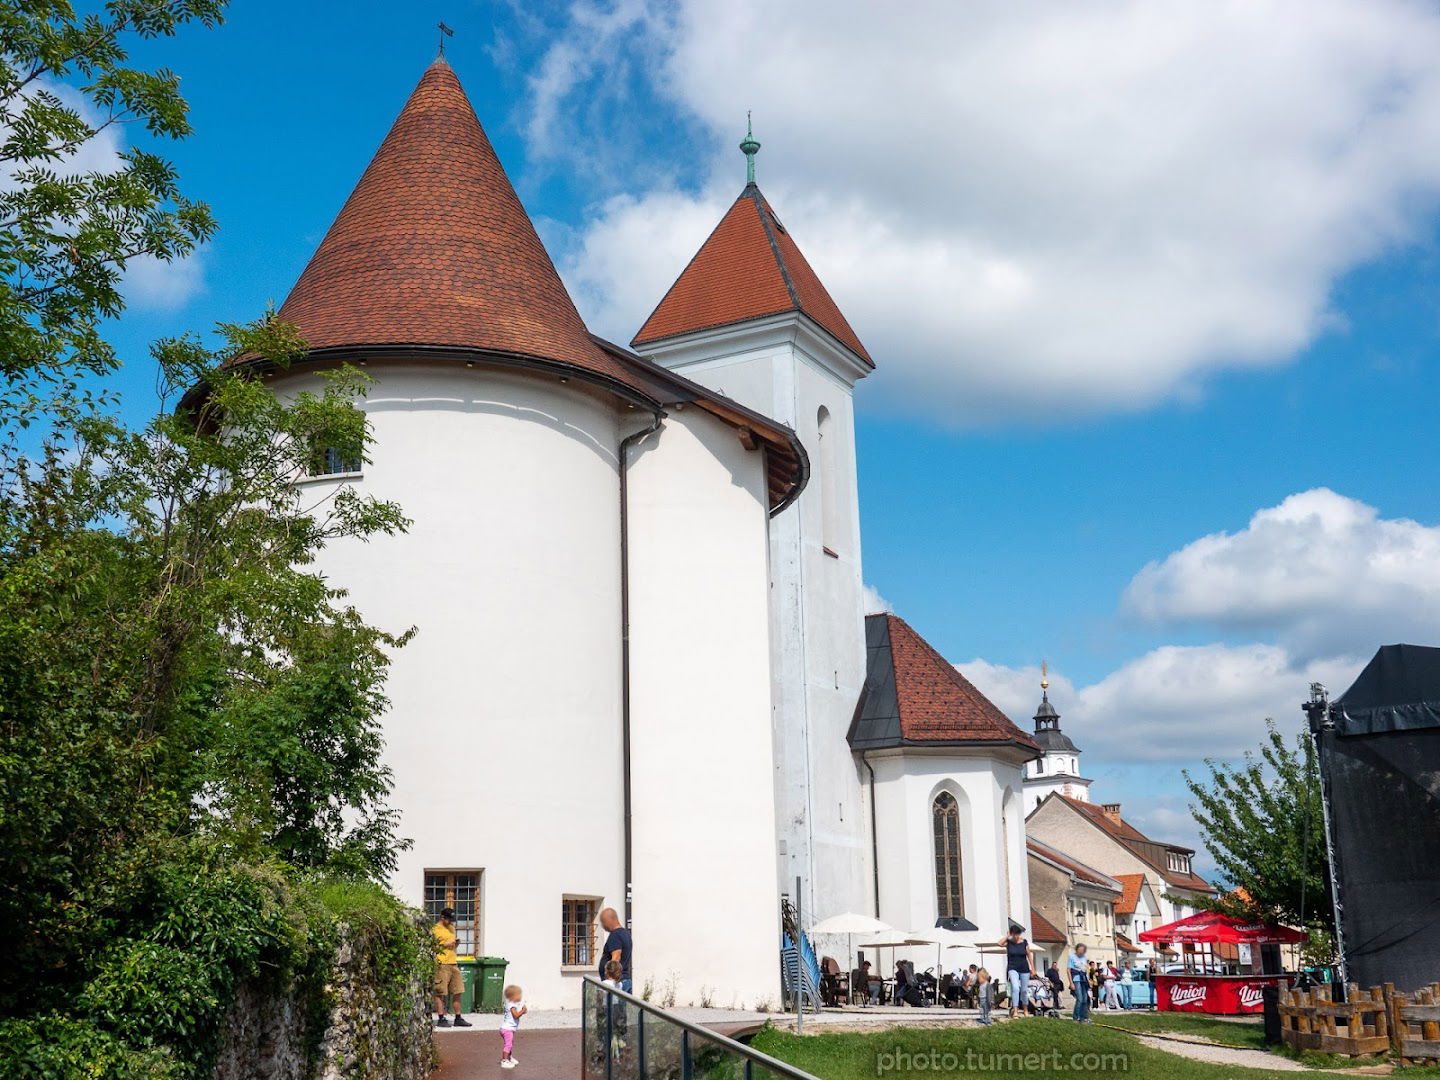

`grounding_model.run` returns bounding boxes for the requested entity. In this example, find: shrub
[0,1017,177,1079]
